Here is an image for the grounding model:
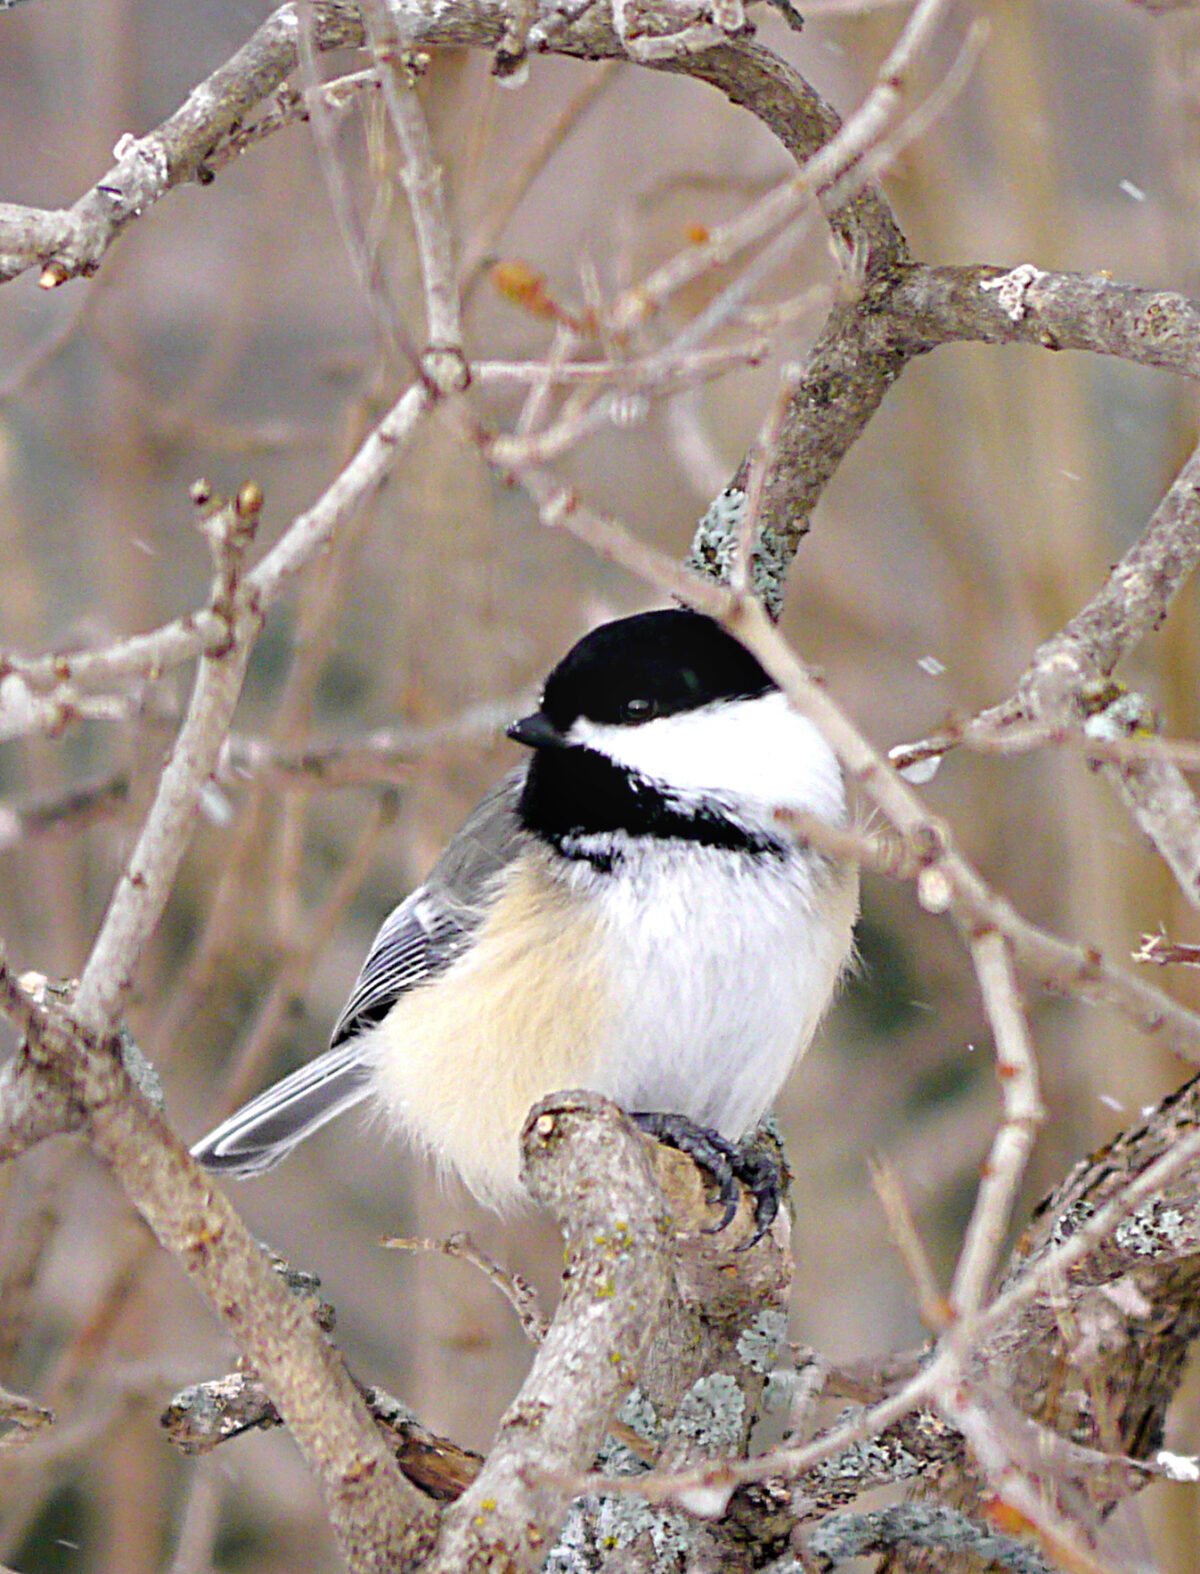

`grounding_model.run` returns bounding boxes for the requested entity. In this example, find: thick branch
[0,966,436,1573]
[695,259,1200,613]
[425,1093,676,1574]
[894,261,1200,378]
